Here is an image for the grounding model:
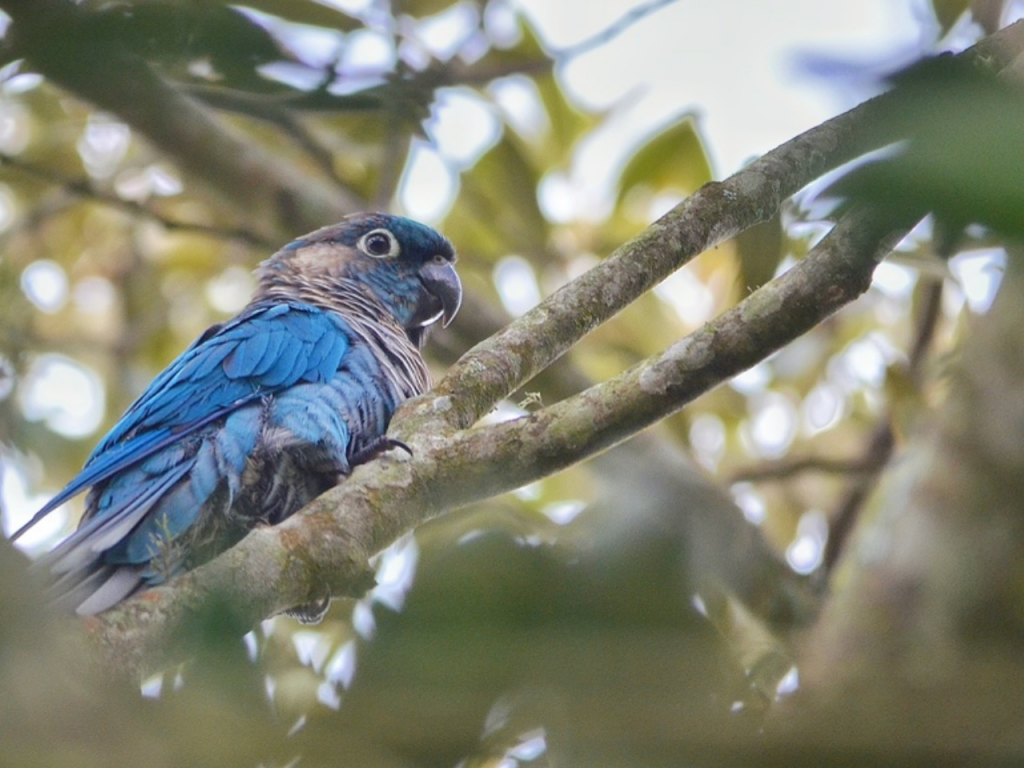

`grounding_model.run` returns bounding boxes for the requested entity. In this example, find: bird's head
[256,213,462,345]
